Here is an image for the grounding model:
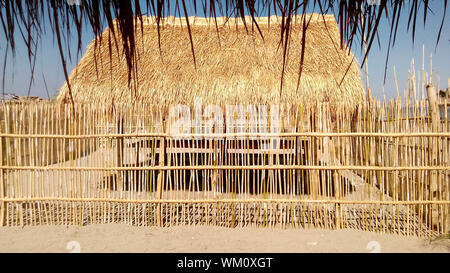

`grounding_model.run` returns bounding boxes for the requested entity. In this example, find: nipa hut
[58,14,364,108]
[56,14,366,197]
